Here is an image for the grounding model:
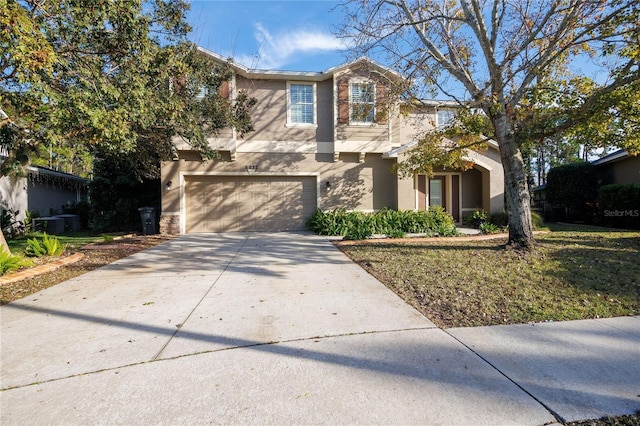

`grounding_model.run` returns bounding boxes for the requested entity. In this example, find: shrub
[598,184,640,229]
[342,211,374,240]
[0,248,32,275]
[479,222,500,234]
[307,207,457,239]
[25,233,65,257]
[385,229,406,239]
[489,212,509,227]
[24,210,40,233]
[306,209,350,236]
[427,206,458,236]
[102,234,115,242]
[546,162,600,222]
[463,209,488,228]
